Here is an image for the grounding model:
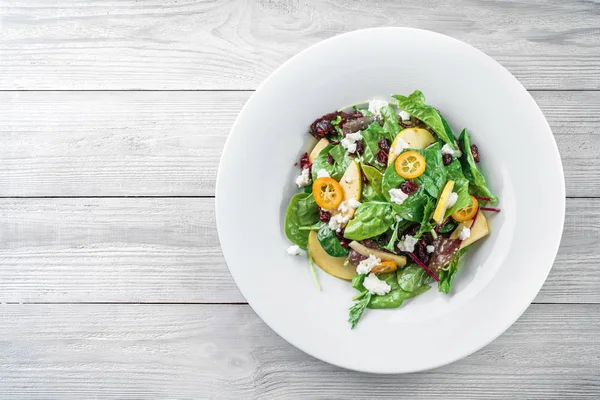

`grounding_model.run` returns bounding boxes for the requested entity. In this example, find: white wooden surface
[1,0,599,398]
